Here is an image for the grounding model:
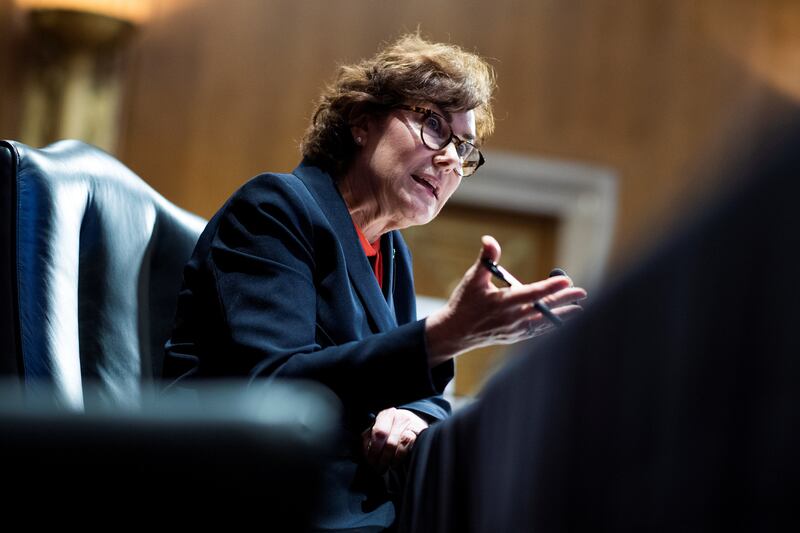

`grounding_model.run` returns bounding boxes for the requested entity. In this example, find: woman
[165,34,586,531]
